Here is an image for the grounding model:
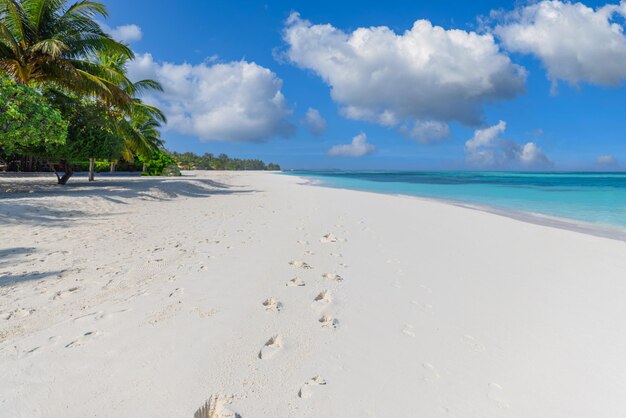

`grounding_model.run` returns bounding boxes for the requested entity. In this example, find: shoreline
[290,173,626,242]
[2,171,626,417]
